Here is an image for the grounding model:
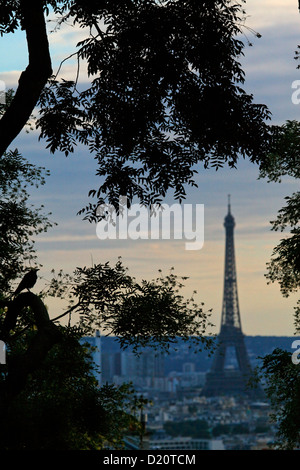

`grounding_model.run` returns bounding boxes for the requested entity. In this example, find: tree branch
[0,0,52,156]
[51,301,81,323]
[0,292,62,399]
